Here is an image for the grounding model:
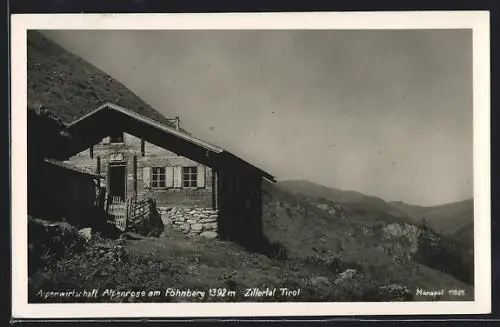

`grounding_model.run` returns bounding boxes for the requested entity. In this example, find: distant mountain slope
[277,180,412,224]
[266,180,474,286]
[261,181,474,298]
[390,199,474,247]
[27,31,175,127]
